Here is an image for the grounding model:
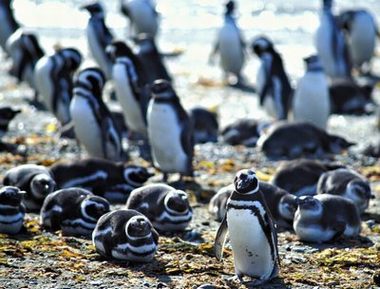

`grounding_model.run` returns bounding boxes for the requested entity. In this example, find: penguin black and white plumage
[120,0,159,38]
[252,36,292,120]
[257,121,354,160]
[49,157,153,203]
[134,34,172,84]
[70,67,125,161]
[210,0,245,84]
[92,209,159,262]
[329,78,375,115]
[293,55,330,129]
[0,106,21,137]
[107,41,149,137]
[3,164,56,212]
[221,118,270,147]
[339,9,378,73]
[0,0,20,53]
[271,159,344,197]
[315,0,351,79]
[317,168,373,214]
[81,2,113,80]
[214,169,279,285]
[189,107,219,144]
[209,182,296,229]
[6,29,44,89]
[293,194,361,243]
[40,187,110,238]
[126,184,192,232]
[147,80,194,181]
[34,47,82,125]
[0,186,25,235]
